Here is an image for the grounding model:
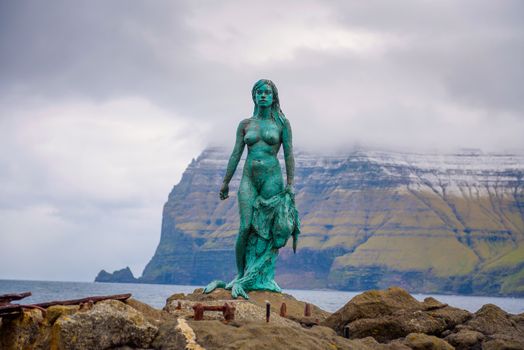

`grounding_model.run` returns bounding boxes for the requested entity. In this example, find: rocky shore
[1,287,523,349]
